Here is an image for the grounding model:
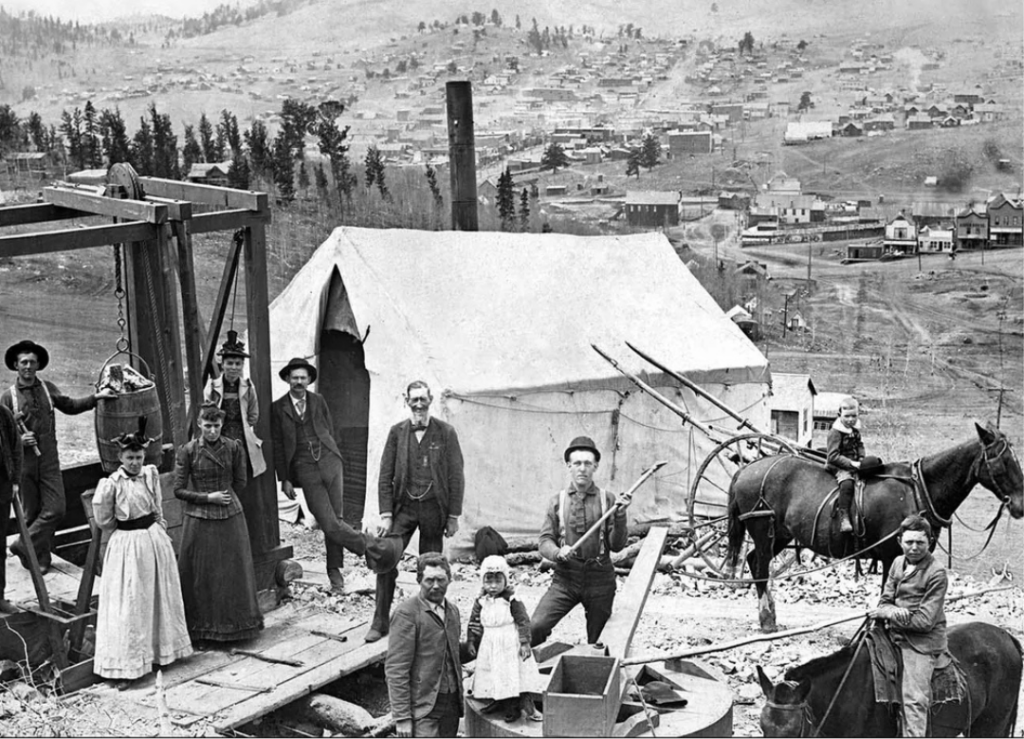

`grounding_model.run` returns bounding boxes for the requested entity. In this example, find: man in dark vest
[1,340,115,574]
[271,357,373,593]
[366,381,464,643]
